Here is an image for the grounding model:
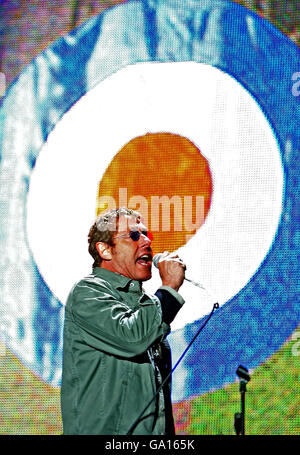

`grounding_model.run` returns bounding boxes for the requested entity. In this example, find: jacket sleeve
[66,278,171,358]
[155,287,184,325]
